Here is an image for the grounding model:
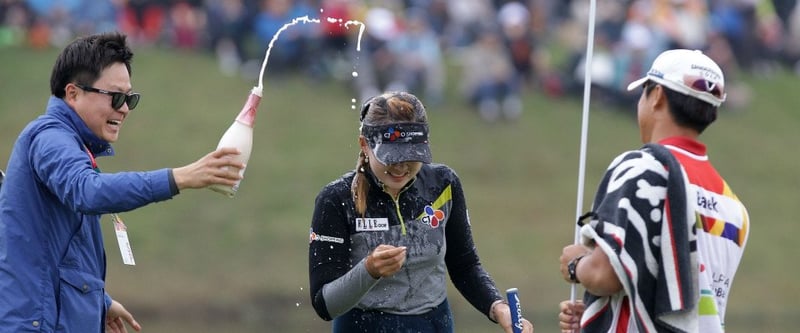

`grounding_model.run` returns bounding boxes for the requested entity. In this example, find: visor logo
[420,205,445,228]
[383,126,425,142]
